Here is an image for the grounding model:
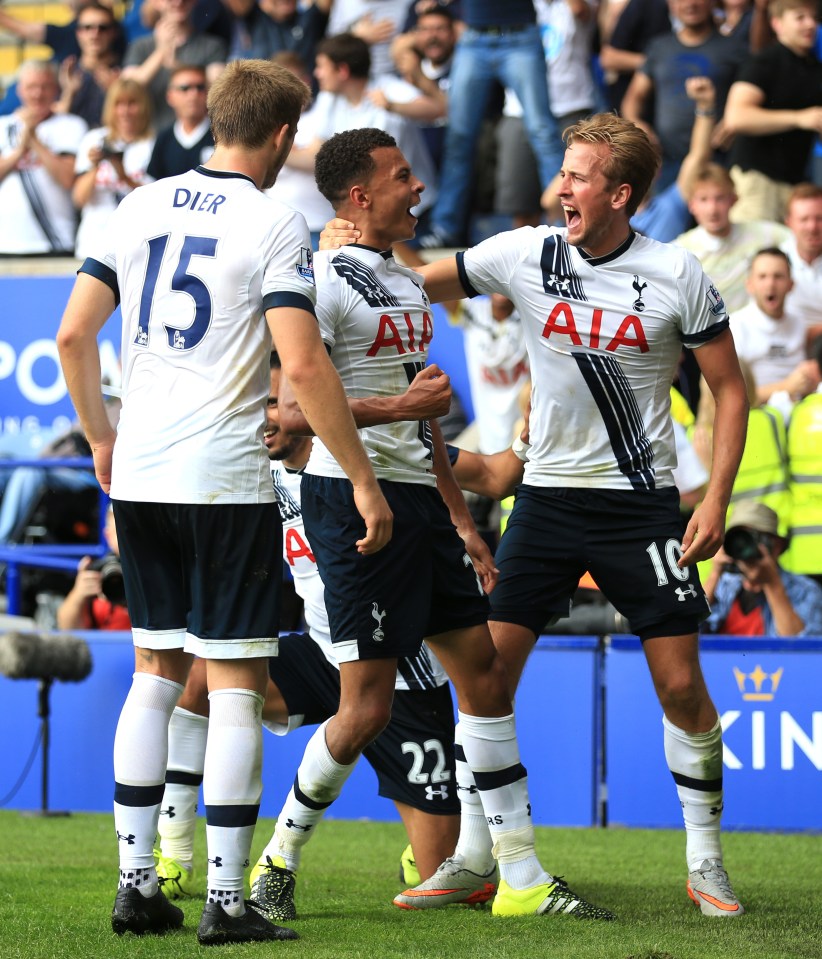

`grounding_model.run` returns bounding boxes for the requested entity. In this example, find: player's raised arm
[318,218,468,304]
[278,362,452,434]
